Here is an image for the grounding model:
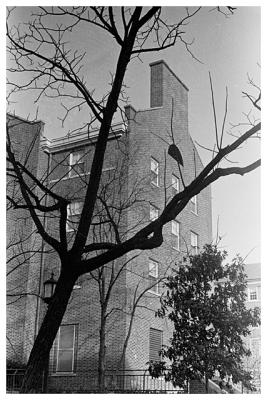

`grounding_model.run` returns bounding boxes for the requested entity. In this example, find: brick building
[7,60,212,392]
[243,263,261,393]
[6,115,45,365]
